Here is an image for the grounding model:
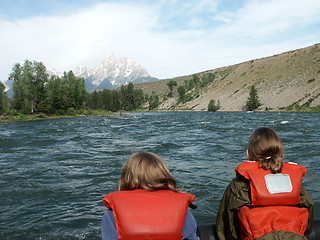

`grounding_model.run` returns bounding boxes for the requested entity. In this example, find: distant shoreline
[1,108,319,123]
[0,110,126,123]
